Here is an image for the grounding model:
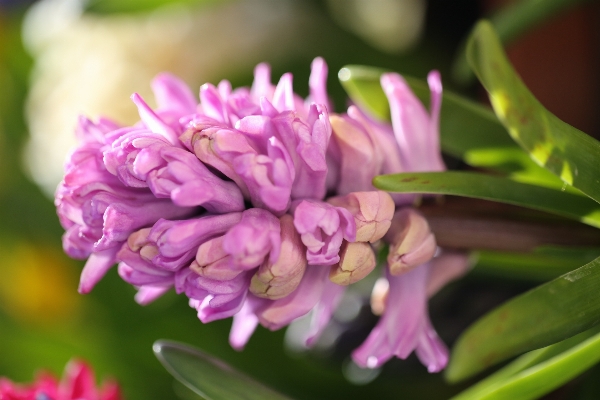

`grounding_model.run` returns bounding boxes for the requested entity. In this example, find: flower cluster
[56,58,469,372]
[0,359,121,400]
